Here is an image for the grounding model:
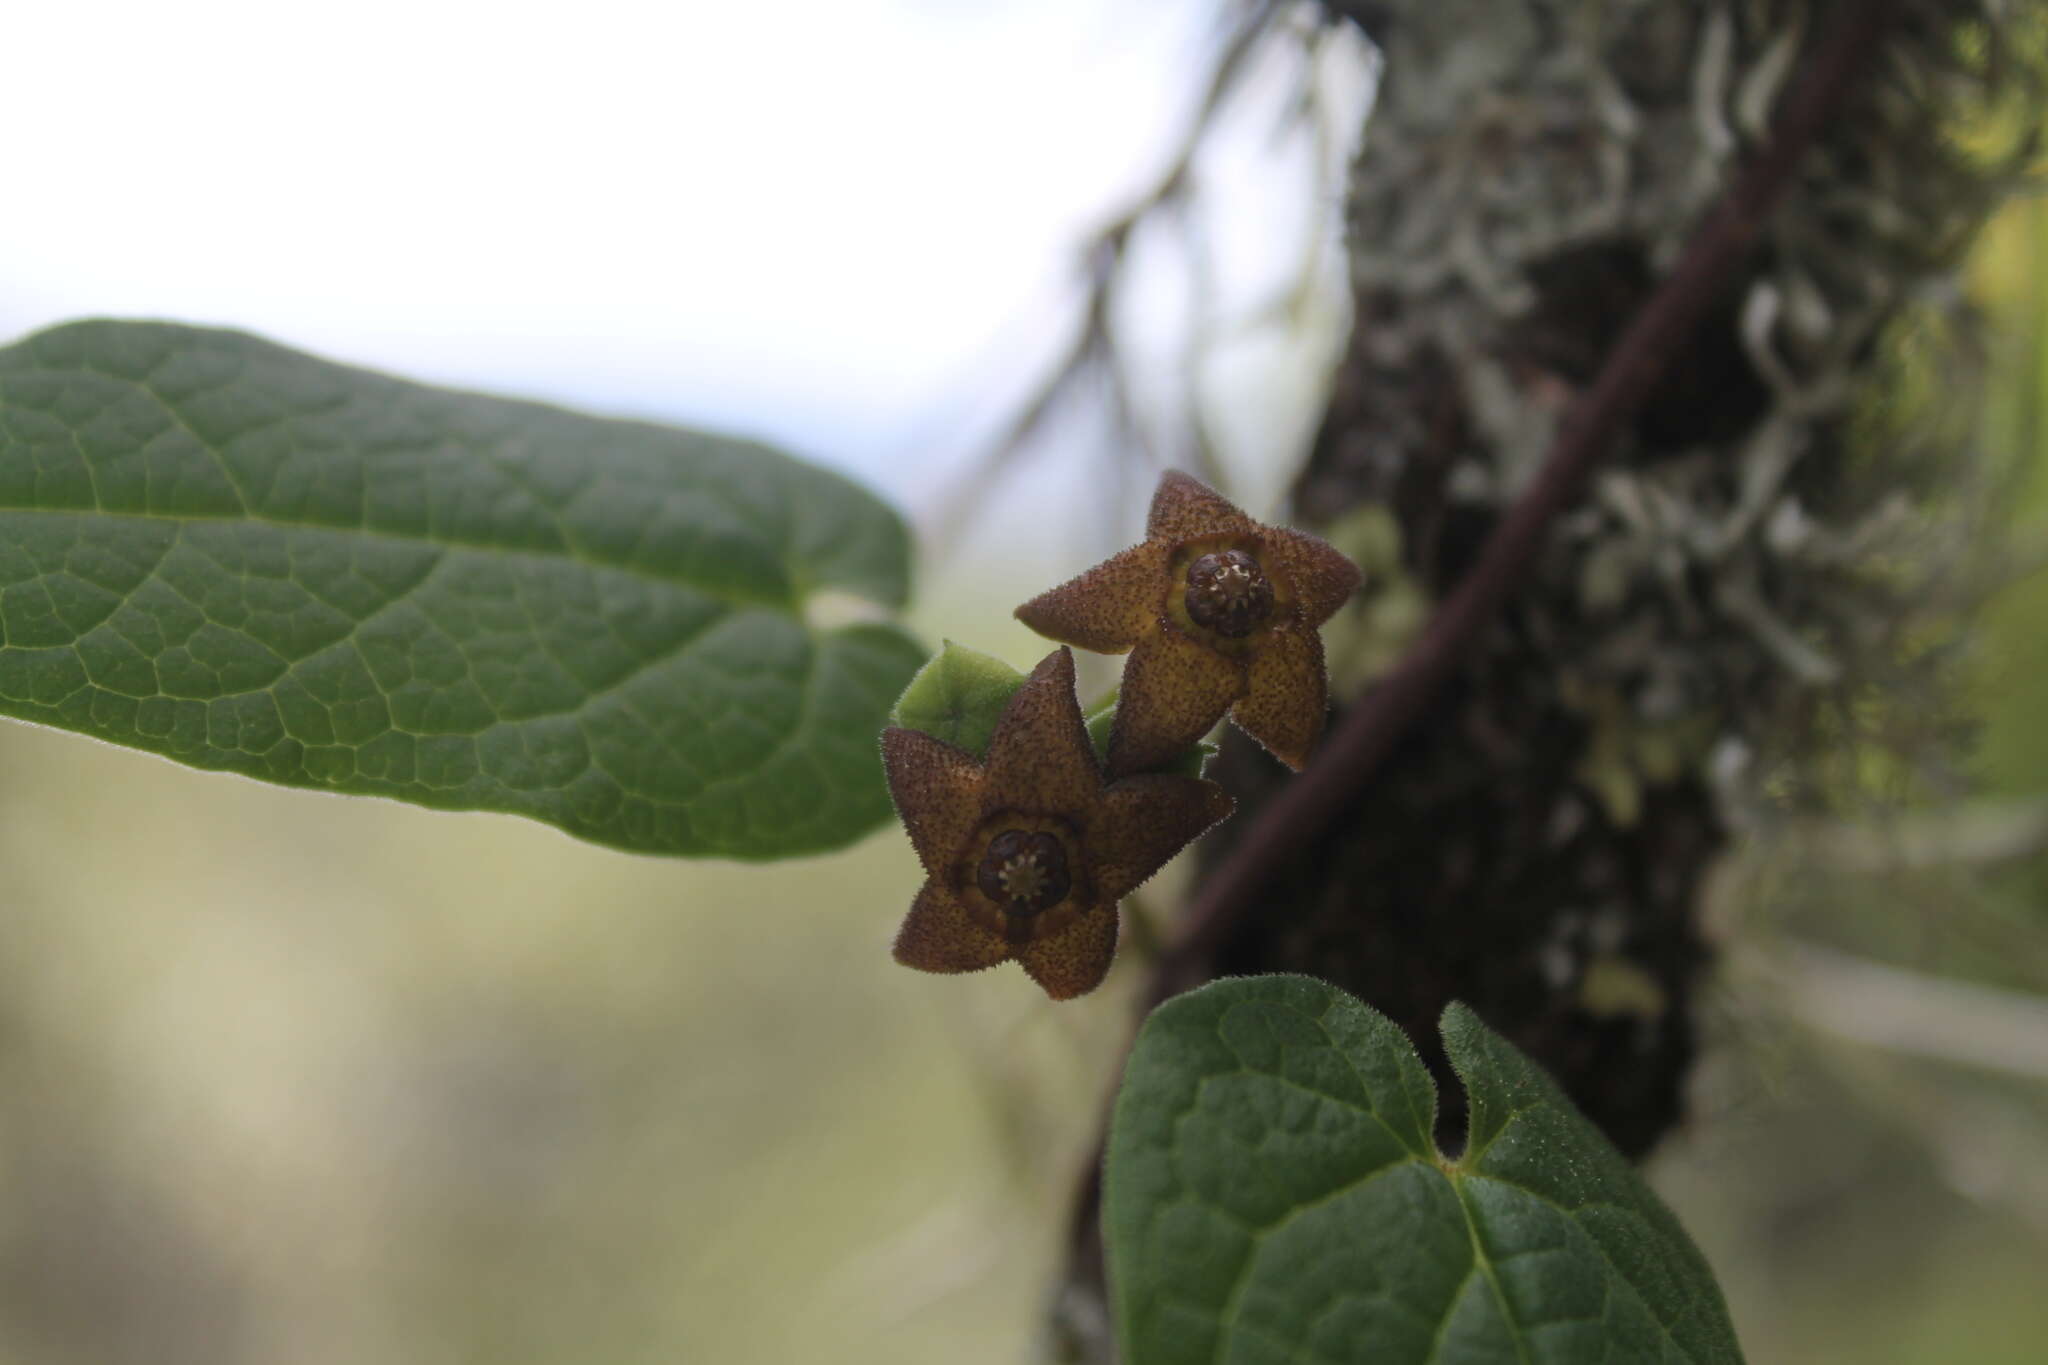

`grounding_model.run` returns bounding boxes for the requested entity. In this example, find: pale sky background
[2,0,1370,549]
